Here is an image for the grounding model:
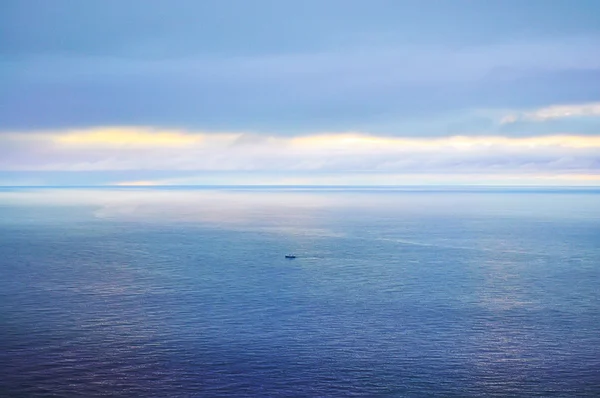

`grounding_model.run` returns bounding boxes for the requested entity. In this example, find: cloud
[4,1,600,58]
[502,102,600,124]
[3,2,600,137]
[3,37,600,133]
[1,127,599,181]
